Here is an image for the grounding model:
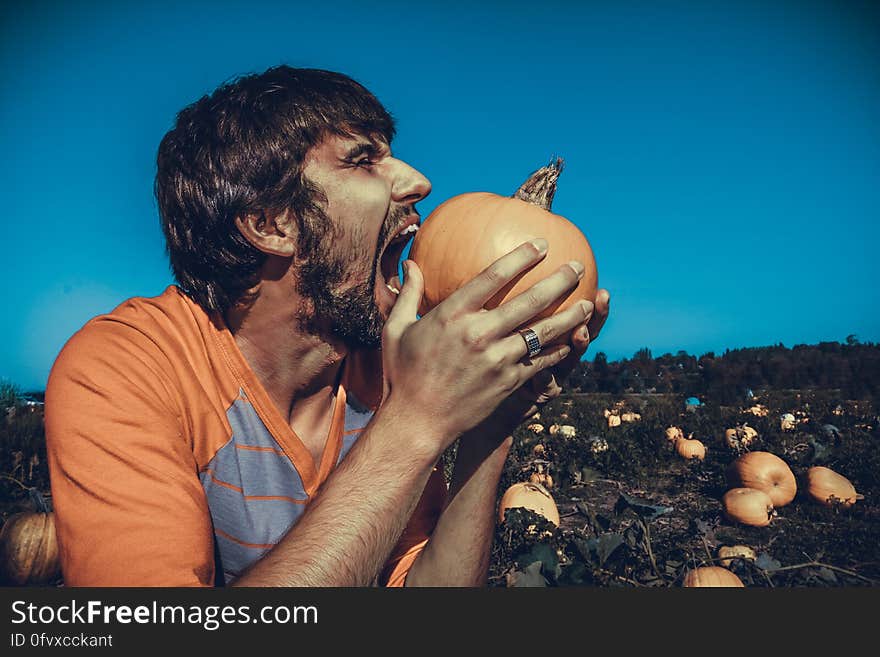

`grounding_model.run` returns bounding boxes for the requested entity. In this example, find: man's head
[156,65,428,347]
